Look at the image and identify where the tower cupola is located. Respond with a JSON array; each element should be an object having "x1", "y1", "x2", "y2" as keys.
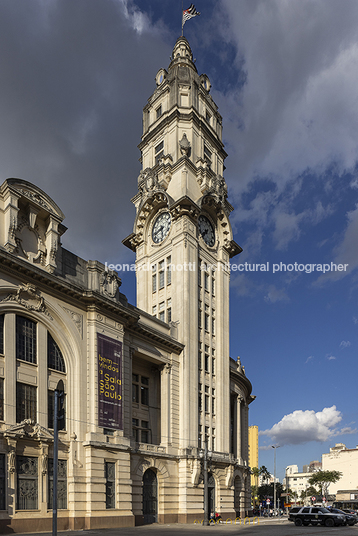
[{"x1": 168, "y1": 36, "x2": 197, "y2": 73}]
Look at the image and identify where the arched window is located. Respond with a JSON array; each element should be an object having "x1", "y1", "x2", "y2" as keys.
[{"x1": 47, "y1": 333, "x2": 66, "y2": 372}]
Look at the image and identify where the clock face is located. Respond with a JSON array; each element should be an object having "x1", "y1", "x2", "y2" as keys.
[
  {"x1": 152, "y1": 212, "x2": 171, "y2": 244},
  {"x1": 198, "y1": 215, "x2": 215, "y2": 247}
]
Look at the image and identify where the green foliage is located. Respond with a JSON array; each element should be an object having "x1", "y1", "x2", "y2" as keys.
[
  {"x1": 258, "y1": 482, "x2": 284, "y2": 502},
  {"x1": 308, "y1": 470, "x2": 342, "y2": 496}
]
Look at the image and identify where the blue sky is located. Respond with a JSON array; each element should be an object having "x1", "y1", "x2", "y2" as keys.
[{"x1": 0, "y1": 0, "x2": 357, "y2": 482}]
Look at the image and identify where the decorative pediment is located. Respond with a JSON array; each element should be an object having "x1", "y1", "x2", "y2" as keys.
[
  {"x1": 4, "y1": 419, "x2": 54, "y2": 442},
  {"x1": 0, "y1": 283, "x2": 53, "y2": 320},
  {"x1": 8, "y1": 178, "x2": 65, "y2": 220}
]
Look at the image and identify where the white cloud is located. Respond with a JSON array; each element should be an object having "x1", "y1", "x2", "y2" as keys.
[
  {"x1": 326, "y1": 354, "x2": 336, "y2": 361},
  {"x1": 264, "y1": 285, "x2": 289, "y2": 303},
  {"x1": 260, "y1": 406, "x2": 342, "y2": 445},
  {"x1": 339, "y1": 341, "x2": 351, "y2": 349},
  {"x1": 305, "y1": 356, "x2": 314, "y2": 364}
]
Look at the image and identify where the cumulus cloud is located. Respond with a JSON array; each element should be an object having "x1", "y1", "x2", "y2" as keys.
[{"x1": 260, "y1": 406, "x2": 342, "y2": 445}]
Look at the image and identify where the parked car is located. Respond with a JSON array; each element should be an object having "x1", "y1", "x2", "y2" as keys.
[
  {"x1": 288, "y1": 506, "x2": 345, "y2": 526},
  {"x1": 328, "y1": 507, "x2": 358, "y2": 526}
]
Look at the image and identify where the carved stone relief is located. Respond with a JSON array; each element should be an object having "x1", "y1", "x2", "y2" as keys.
[
  {"x1": 63, "y1": 307, "x2": 83, "y2": 337},
  {"x1": 0, "y1": 283, "x2": 53, "y2": 320}
]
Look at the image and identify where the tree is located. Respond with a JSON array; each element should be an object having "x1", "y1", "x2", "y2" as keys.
[
  {"x1": 259, "y1": 465, "x2": 272, "y2": 485},
  {"x1": 308, "y1": 470, "x2": 342, "y2": 497}
]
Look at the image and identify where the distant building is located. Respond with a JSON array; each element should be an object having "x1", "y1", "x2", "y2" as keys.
[
  {"x1": 322, "y1": 443, "x2": 358, "y2": 495},
  {"x1": 248, "y1": 425, "x2": 258, "y2": 488},
  {"x1": 283, "y1": 463, "x2": 320, "y2": 503}
]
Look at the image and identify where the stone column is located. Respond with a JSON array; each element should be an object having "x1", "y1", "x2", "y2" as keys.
[{"x1": 236, "y1": 395, "x2": 242, "y2": 464}]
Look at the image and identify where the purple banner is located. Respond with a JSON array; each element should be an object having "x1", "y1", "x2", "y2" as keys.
[{"x1": 97, "y1": 333, "x2": 122, "y2": 429}]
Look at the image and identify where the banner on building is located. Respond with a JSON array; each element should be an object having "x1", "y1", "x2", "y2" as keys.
[{"x1": 97, "y1": 333, "x2": 123, "y2": 429}]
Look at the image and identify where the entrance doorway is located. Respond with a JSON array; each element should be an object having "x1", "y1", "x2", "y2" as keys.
[{"x1": 143, "y1": 469, "x2": 157, "y2": 524}]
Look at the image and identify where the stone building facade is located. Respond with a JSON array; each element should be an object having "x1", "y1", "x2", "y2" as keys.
[{"x1": 0, "y1": 37, "x2": 253, "y2": 533}]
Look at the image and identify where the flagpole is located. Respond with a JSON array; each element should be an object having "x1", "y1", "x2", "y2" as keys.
[{"x1": 181, "y1": 0, "x2": 184, "y2": 36}]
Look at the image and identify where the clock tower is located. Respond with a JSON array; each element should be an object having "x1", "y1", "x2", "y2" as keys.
[{"x1": 124, "y1": 36, "x2": 252, "y2": 519}]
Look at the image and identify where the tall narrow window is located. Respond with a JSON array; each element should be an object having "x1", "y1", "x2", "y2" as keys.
[
  {"x1": 204, "y1": 313, "x2": 209, "y2": 332},
  {"x1": 204, "y1": 145, "x2": 212, "y2": 166},
  {"x1": 132, "y1": 418, "x2": 139, "y2": 441},
  {"x1": 48, "y1": 333, "x2": 65, "y2": 372},
  {"x1": 198, "y1": 259, "x2": 202, "y2": 286},
  {"x1": 155, "y1": 141, "x2": 164, "y2": 165},
  {"x1": 205, "y1": 346, "x2": 209, "y2": 373},
  {"x1": 141, "y1": 420, "x2": 150, "y2": 443},
  {"x1": 204, "y1": 272, "x2": 209, "y2": 291},
  {"x1": 48, "y1": 459, "x2": 67, "y2": 509},
  {"x1": 159, "y1": 261, "x2": 165, "y2": 289},
  {"x1": 16, "y1": 383, "x2": 36, "y2": 423},
  {"x1": 159, "y1": 301, "x2": 165, "y2": 322},
  {"x1": 167, "y1": 256, "x2": 172, "y2": 285},
  {"x1": 132, "y1": 374, "x2": 139, "y2": 403},
  {"x1": 205, "y1": 386, "x2": 209, "y2": 413},
  {"x1": 0, "y1": 314, "x2": 4, "y2": 354},
  {"x1": 141, "y1": 377, "x2": 149, "y2": 405},
  {"x1": 152, "y1": 264, "x2": 157, "y2": 292},
  {"x1": 0, "y1": 378, "x2": 3, "y2": 421},
  {"x1": 156, "y1": 105, "x2": 162, "y2": 119},
  {"x1": 167, "y1": 298, "x2": 172, "y2": 323},
  {"x1": 105, "y1": 462, "x2": 115, "y2": 509},
  {"x1": 17, "y1": 456, "x2": 38, "y2": 510},
  {"x1": 0, "y1": 454, "x2": 5, "y2": 510},
  {"x1": 16, "y1": 316, "x2": 37, "y2": 363}
]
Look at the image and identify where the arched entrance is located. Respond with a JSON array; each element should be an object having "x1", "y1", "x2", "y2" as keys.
[
  {"x1": 208, "y1": 473, "x2": 215, "y2": 514},
  {"x1": 143, "y1": 469, "x2": 157, "y2": 524}
]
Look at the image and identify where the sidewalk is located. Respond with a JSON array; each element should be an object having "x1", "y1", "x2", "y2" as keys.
[{"x1": 12, "y1": 517, "x2": 290, "y2": 536}]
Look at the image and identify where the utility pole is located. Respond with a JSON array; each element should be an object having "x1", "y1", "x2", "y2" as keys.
[
  {"x1": 52, "y1": 380, "x2": 64, "y2": 536},
  {"x1": 272, "y1": 445, "x2": 281, "y2": 515},
  {"x1": 203, "y1": 438, "x2": 209, "y2": 526}
]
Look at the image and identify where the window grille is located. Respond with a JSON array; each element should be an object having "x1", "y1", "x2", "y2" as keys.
[
  {"x1": 17, "y1": 456, "x2": 38, "y2": 510},
  {"x1": 48, "y1": 333, "x2": 65, "y2": 372},
  {"x1": 16, "y1": 383, "x2": 36, "y2": 423},
  {"x1": 105, "y1": 462, "x2": 115, "y2": 509},
  {"x1": 16, "y1": 316, "x2": 37, "y2": 363},
  {"x1": 48, "y1": 459, "x2": 67, "y2": 510}
]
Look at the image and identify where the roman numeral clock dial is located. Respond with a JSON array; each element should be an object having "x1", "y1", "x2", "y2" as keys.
[
  {"x1": 198, "y1": 215, "x2": 215, "y2": 247},
  {"x1": 152, "y1": 211, "x2": 171, "y2": 244}
]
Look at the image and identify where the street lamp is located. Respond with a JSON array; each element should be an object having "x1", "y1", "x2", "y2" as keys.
[{"x1": 272, "y1": 445, "x2": 281, "y2": 515}]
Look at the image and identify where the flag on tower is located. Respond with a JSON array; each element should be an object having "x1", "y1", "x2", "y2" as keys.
[{"x1": 182, "y1": 4, "x2": 200, "y2": 33}]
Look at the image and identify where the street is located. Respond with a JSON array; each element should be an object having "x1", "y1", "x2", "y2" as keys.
[{"x1": 15, "y1": 518, "x2": 358, "y2": 536}]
